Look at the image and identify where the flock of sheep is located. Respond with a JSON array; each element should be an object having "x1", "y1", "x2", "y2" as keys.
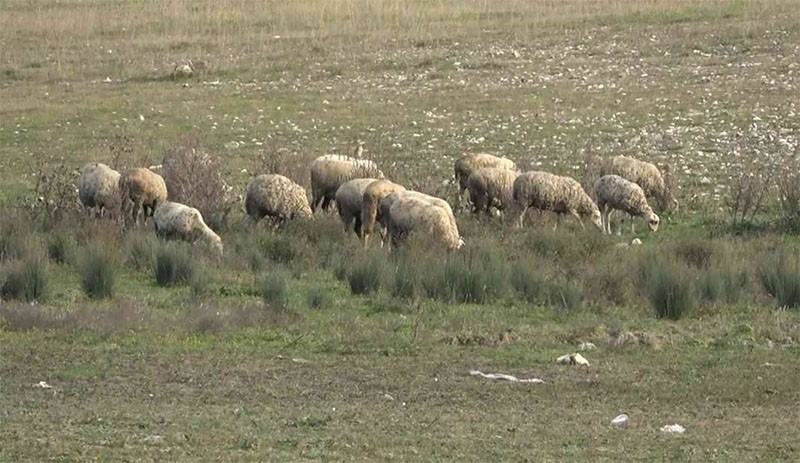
[{"x1": 77, "y1": 148, "x2": 678, "y2": 255}]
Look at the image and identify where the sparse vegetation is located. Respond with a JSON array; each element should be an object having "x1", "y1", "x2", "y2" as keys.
[
  {"x1": 2, "y1": 0, "x2": 800, "y2": 460},
  {"x1": 77, "y1": 244, "x2": 117, "y2": 299}
]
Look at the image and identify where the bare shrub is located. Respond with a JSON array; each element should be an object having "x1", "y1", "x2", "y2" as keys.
[
  {"x1": 579, "y1": 139, "x2": 600, "y2": 201},
  {"x1": 724, "y1": 151, "x2": 773, "y2": 228},
  {"x1": 24, "y1": 155, "x2": 80, "y2": 227},
  {"x1": 162, "y1": 137, "x2": 236, "y2": 230},
  {"x1": 258, "y1": 146, "x2": 311, "y2": 186},
  {"x1": 777, "y1": 156, "x2": 800, "y2": 231}
]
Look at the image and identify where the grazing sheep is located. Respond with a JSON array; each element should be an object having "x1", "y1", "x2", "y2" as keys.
[
  {"x1": 309, "y1": 150, "x2": 384, "y2": 212},
  {"x1": 594, "y1": 175, "x2": 659, "y2": 235},
  {"x1": 465, "y1": 167, "x2": 518, "y2": 218},
  {"x1": 334, "y1": 178, "x2": 381, "y2": 238},
  {"x1": 599, "y1": 155, "x2": 678, "y2": 212},
  {"x1": 454, "y1": 153, "x2": 517, "y2": 202},
  {"x1": 153, "y1": 201, "x2": 223, "y2": 255},
  {"x1": 387, "y1": 195, "x2": 463, "y2": 251},
  {"x1": 78, "y1": 162, "x2": 121, "y2": 218},
  {"x1": 245, "y1": 174, "x2": 313, "y2": 223},
  {"x1": 513, "y1": 171, "x2": 602, "y2": 230},
  {"x1": 119, "y1": 167, "x2": 168, "y2": 226},
  {"x1": 361, "y1": 180, "x2": 406, "y2": 247}
]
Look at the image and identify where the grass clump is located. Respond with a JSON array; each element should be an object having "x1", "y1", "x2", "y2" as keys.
[
  {"x1": 77, "y1": 244, "x2": 117, "y2": 299},
  {"x1": 153, "y1": 242, "x2": 195, "y2": 287},
  {"x1": 642, "y1": 258, "x2": 694, "y2": 320},
  {"x1": 46, "y1": 230, "x2": 74, "y2": 264},
  {"x1": 260, "y1": 272, "x2": 289, "y2": 309},
  {"x1": 1, "y1": 257, "x2": 49, "y2": 303},
  {"x1": 510, "y1": 260, "x2": 549, "y2": 305},
  {"x1": 759, "y1": 253, "x2": 800, "y2": 309},
  {"x1": 347, "y1": 252, "x2": 387, "y2": 295},
  {"x1": 125, "y1": 233, "x2": 157, "y2": 271},
  {"x1": 307, "y1": 285, "x2": 332, "y2": 309}
]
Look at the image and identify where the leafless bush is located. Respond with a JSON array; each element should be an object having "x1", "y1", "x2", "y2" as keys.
[
  {"x1": 24, "y1": 156, "x2": 80, "y2": 227},
  {"x1": 162, "y1": 137, "x2": 237, "y2": 230},
  {"x1": 0, "y1": 299, "x2": 145, "y2": 335},
  {"x1": 259, "y1": 146, "x2": 311, "y2": 186},
  {"x1": 724, "y1": 151, "x2": 773, "y2": 228},
  {"x1": 777, "y1": 156, "x2": 800, "y2": 231}
]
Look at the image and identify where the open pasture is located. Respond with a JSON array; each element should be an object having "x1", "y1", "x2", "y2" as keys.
[{"x1": 2, "y1": 0, "x2": 800, "y2": 460}]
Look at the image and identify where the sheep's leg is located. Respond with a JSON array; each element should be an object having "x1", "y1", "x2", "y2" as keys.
[
  {"x1": 517, "y1": 205, "x2": 528, "y2": 229},
  {"x1": 630, "y1": 213, "x2": 636, "y2": 234},
  {"x1": 570, "y1": 211, "x2": 585, "y2": 230},
  {"x1": 354, "y1": 216, "x2": 363, "y2": 239}
]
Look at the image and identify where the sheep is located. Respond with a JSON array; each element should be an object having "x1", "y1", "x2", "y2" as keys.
[
  {"x1": 118, "y1": 167, "x2": 168, "y2": 226},
  {"x1": 465, "y1": 167, "x2": 518, "y2": 218},
  {"x1": 594, "y1": 175, "x2": 659, "y2": 235},
  {"x1": 78, "y1": 162, "x2": 121, "y2": 218},
  {"x1": 245, "y1": 174, "x2": 313, "y2": 223},
  {"x1": 153, "y1": 201, "x2": 223, "y2": 255},
  {"x1": 360, "y1": 180, "x2": 406, "y2": 247},
  {"x1": 334, "y1": 178, "x2": 381, "y2": 238},
  {"x1": 454, "y1": 153, "x2": 517, "y2": 203},
  {"x1": 599, "y1": 155, "x2": 678, "y2": 212},
  {"x1": 512, "y1": 171, "x2": 602, "y2": 230},
  {"x1": 379, "y1": 190, "x2": 459, "y2": 247},
  {"x1": 386, "y1": 194, "x2": 463, "y2": 251},
  {"x1": 309, "y1": 150, "x2": 384, "y2": 212}
]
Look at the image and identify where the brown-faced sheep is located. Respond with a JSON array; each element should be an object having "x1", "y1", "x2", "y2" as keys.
[
  {"x1": 153, "y1": 202, "x2": 223, "y2": 255},
  {"x1": 309, "y1": 153, "x2": 384, "y2": 213},
  {"x1": 334, "y1": 178, "x2": 381, "y2": 238},
  {"x1": 594, "y1": 175, "x2": 659, "y2": 235},
  {"x1": 119, "y1": 167, "x2": 168, "y2": 226},
  {"x1": 454, "y1": 153, "x2": 517, "y2": 202},
  {"x1": 387, "y1": 195, "x2": 463, "y2": 251},
  {"x1": 78, "y1": 162, "x2": 121, "y2": 218},
  {"x1": 245, "y1": 174, "x2": 312, "y2": 223},
  {"x1": 465, "y1": 167, "x2": 518, "y2": 218},
  {"x1": 513, "y1": 171, "x2": 602, "y2": 230},
  {"x1": 361, "y1": 180, "x2": 407, "y2": 247},
  {"x1": 599, "y1": 155, "x2": 678, "y2": 212}
]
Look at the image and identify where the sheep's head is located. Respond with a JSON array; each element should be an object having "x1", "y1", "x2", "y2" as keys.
[
  {"x1": 589, "y1": 208, "x2": 603, "y2": 230},
  {"x1": 645, "y1": 210, "x2": 660, "y2": 232}
]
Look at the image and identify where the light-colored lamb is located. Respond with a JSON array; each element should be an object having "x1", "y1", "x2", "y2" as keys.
[
  {"x1": 334, "y1": 178, "x2": 381, "y2": 238},
  {"x1": 387, "y1": 195, "x2": 463, "y2": 251},
  {"x1": 360, "y1": 180, "x2": 407, "y2": 247},
  {"x1": 454, "y1": 153, "x2": 517, "y2": 202},
  {"x1": 513, "y1": 171, "x2": 602, "y2": 230},
  {"x1": 599, "y1": 155, "x2": 678, "y2": 212},
  {"x1": 245, "y1": 174, "x2": 313, "y2": 223},
  {"x1": 594, "y1": 175, "x2": 659, "y2": 235},
  {"x1": 153, "y1": 201, "x2": 223, "y2": 255},
  {"x1": 118, "y1": 167, "x2": 168, "y2": 226},
  {"x1": 78, "y1": 162, "x2": 121, "y2": 218},
  {"x1": 309, "y1": 150, "x2": 384, "y2": 212},
  {"x1": 465, "y1": 167, "x2": 518, "y2": 218}
]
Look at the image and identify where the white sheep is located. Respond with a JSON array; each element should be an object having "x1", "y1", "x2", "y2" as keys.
[
  {"x1": 599, "y1": 155, "x2": 678, "y2": 212},
  {"x1": 387, "y1": 194, "x2": 463, "y2": 251},
  {"x1": 360, "y1": 179, "x2": 407, "y2": 247},
  {"x1": 118, "y1": 167, "x2": 168, "y2": 226},
  {"x1": 454, "y1": 153, "x2": 517, "y2": 203},
  {"x1": 334, "y1": 178, "x2": 381, "y2": 238},
  {"x1": 309, "y1": 148, "x2": 384, "y2": 212},
  {"x1": 153, "y1": 201, "x2": 223, "y2": 255},
  {"x1": 78, "y1": 162, "x2": 121, "y2": 218},
  {"x1": 513, "y1": 171, "x2": 602, "y2": 230},
  {"x1": 595, "y1": 175, "x2": 659, "y2": 235},
  {"x1": 245, "y1": 174, "x2": 312, "y2": 223},
  {"x1": 465, "y1": 167, "x2": 518, "y2": 218}
]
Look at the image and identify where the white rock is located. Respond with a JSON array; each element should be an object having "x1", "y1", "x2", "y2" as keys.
[
  {"x1": 578, "y1": 342, "x2": 597, "y2": 351},
  {"x1": 34, "y1": 381, "x2": 52, "y2": 389},
  {"x1": 631, "y1": 238, "x2": 642, "y2": 246},
  {"x1": 556, "y1": 353, "x2": 590, "y2": 366},
  {"x1": 611, "y1": 414, "x2": 630, "y2": 427},
  {"x1": 660, "y1": 424, "x2": 686, "y2": 434}
]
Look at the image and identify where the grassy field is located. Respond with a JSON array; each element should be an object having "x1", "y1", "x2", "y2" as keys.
[{"x1": 2, "y1": 0, "x2": 800, "y2": 460}]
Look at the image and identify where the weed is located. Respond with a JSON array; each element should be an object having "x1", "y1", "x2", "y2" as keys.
[
  {"x1": 347, "y1": 252, "x2": 387, "y2": 295},
  {"x1": 260, "y1": 272, "x2": 290, "y2": 310},
  {"x1": 643, "y1": 259, "x2": 694, "y2": 320},
  {"x1": 759, "y1": 253, "x2": 800, "y2": 309},
  {"x1": 77, "y1": 244, "x2": 117, "y2": 299},
  {"x1": 1, "y1": 256, "x2": 49, "y2": 303},
  {"x1": 125, "y1": 233, "x2": 157, "y2": 271},
  {"x1": 153, "y1": 242, "x2": 195, "y2": 287},
  {"x1": 307, "y1": 285, "x2": 332, "y2": 310}
]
